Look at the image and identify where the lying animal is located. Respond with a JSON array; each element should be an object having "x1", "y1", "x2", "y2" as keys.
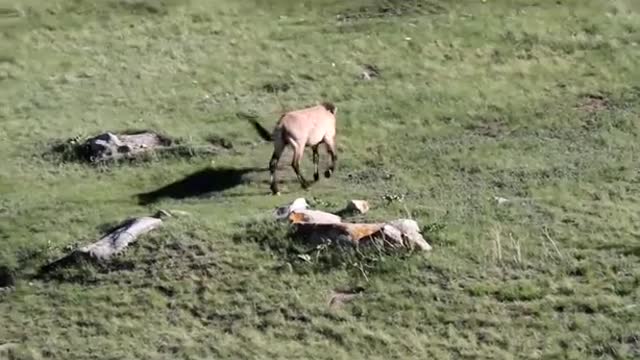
[{"x1": 248, "y1": 102, "x2": 338, "y2": 195}]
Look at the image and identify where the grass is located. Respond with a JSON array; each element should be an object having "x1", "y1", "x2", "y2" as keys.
[{"x1": 1, "y1": 0, "x2": 640, "y2": 358}]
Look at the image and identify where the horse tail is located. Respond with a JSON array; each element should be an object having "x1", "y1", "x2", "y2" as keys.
[{"x1": 247, "y1": 117, "x2": 274, "y2": 142}]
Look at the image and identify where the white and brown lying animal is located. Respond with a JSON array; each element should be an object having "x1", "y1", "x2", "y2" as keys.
[{"x1": 248, "y1": 102, "x2": 338, "y2": 195}]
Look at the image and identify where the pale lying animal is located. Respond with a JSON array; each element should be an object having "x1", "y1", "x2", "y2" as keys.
[{"x1": 248, "y1": 102, "x2": 338, "y2": 195}]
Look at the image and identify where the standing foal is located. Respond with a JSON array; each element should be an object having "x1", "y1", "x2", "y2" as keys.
[{"x1": 248, "y1": 102, "x2": 338, "y2": 195}]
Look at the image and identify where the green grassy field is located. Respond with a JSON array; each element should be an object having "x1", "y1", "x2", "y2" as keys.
[{"x1": 1, "y1": 0, "x2": 640, "y2": 358}]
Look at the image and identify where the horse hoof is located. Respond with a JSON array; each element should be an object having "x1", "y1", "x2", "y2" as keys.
[
  {"x1": 314, "y1": 173, "x2": 320, "y2": 182},
  {"x1": 324, "y1": 170, "x2": 332, "y2": 178}
]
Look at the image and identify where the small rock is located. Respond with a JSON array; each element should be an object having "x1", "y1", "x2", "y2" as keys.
[
  {"x1": 289, "y1": 198, "x2": 309, "y2": 212},
  {"x1": 154, "y1": 209, "x2": 172, "y2": 218},
  {"x1": 168, "y1": 210, "x2": 191, "y2": 217},
  {"x1": 386, "y1": 219, "x2": 432, "y2": 251},
  {"x1": 381, "y1": 224, "x2": 404, "y2": 247},
  {"x1": 493, "y1": 196, "x2": 509, "y2": 205},
  {"x1": 297, "y1": 254, "x2": 311, "y2": 262},
  {"x1": 346, "y1": 200, "x2": 370, "y2": 214}
]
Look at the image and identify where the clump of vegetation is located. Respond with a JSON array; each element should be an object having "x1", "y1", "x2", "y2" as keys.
[{"x1": 234, "y1": 217, "x2": 425, "y2": 280}]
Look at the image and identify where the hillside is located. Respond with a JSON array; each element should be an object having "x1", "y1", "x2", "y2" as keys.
[{"x1": 1, "y1": 0, "x2": 639, "y2": 359}]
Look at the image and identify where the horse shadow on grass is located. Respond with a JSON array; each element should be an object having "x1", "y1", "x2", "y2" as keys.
[{"x1": 136, "y1": 166, "x2": 266, "y2": 205}]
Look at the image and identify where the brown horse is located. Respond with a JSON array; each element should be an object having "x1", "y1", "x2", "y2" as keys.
[{"x1": 248, "y1": 102, "x2": 338, "y2": 195}]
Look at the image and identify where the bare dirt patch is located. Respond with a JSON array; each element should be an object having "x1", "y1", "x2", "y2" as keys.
[
  {"x1": 464, "y1": 118, "x2": 508, "y2": 138},
  {"x1": 337, "y1": 0, "x2": 446, "y2": 21},
  {"x1": 577, "y1": 93, "x2": 610, "y2": 113}
]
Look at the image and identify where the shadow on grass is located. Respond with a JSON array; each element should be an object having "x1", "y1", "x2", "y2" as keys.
[
  {"x1": 136, "y1": 166, "x2": 264, "y2": 204},
  {"x1": 35, "y1": 256, "x2": 137, "y2": 284}
]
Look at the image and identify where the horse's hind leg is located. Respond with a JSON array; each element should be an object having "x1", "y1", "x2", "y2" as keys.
[
  {"x1": 269, "y1": 140, "x2": 285, "y2": 195},
  {"x1": 289, "y1": 140, "x2": 310, "y2": 190},
  {"x1": 324, "y1": 136, "x2": 337, "y2": 178},
  {"x1": 312, "y1": 145, "x2": 320, "y2": 182}
]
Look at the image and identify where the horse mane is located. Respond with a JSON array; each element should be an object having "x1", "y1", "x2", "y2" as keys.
[{"x1": 320, "y1": 102, "x2": 337, "y2": 115}]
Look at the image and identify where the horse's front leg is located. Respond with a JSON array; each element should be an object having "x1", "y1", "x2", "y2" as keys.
[{"x1": 312, "y1": 145, "x2": 320, "y2": 182}]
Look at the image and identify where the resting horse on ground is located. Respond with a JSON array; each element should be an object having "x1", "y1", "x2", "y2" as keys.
[{"x1": 247, "y1": 102, "x2": 338, "y2": 195}]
